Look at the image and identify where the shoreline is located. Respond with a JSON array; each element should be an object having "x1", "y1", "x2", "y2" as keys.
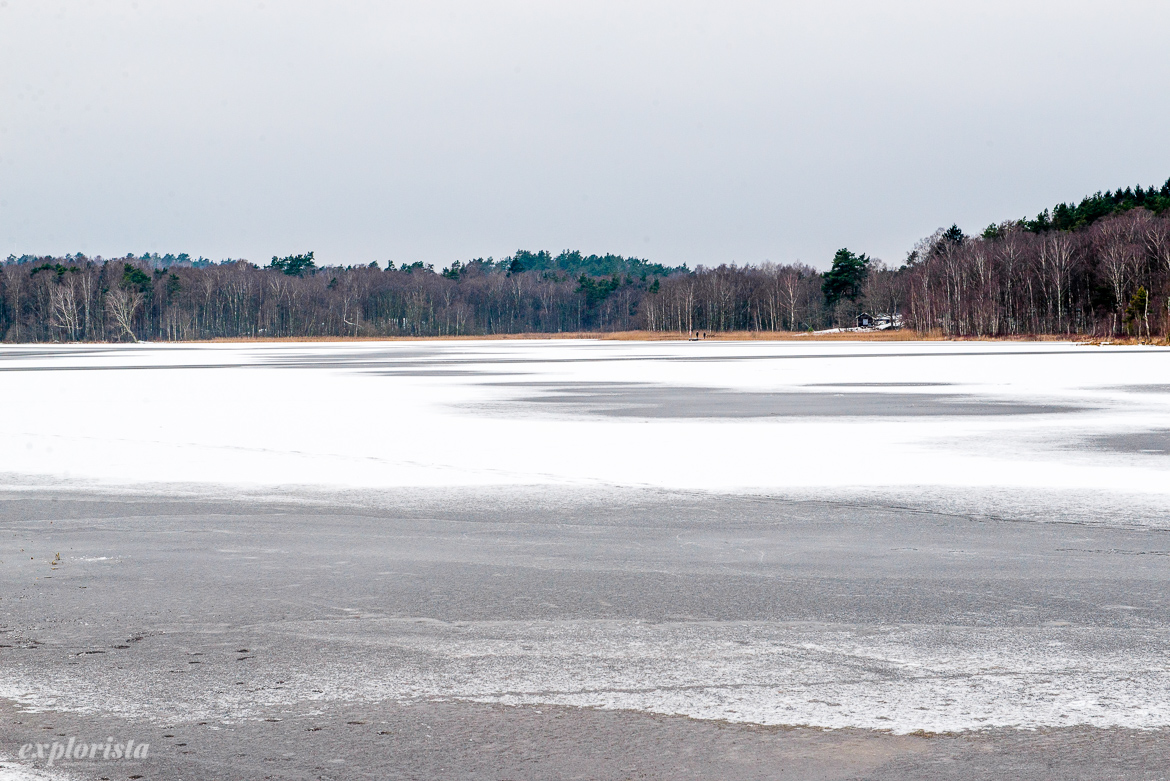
[{"x1": 3, "y1": 330, "x2": 1166, "y2": 345}]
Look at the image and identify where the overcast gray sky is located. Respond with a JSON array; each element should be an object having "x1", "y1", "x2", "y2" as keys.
[{"x1": 2, "y1": 1, "x2": 1169, "y2": 269}]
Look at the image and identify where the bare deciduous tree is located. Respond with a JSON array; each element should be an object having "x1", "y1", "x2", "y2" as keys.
[{"x1": 105, "y1": 289, "x2": 143, "y2": 342}]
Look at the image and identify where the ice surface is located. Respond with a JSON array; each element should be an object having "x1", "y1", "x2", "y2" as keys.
[
  {"x1": 2, "y1": 339, "x2": 1170, "y2": 741},
  {"x1": 0, "y1": 752, "x2": 72, "y2": 781},
  {"x1": 4, "y1": 619, "x2": 1169, "y2": 735}
]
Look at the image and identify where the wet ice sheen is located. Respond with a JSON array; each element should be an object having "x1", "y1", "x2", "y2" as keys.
[{"x1": 507, "y1": 382, "x2": 1082, "y2": 417}]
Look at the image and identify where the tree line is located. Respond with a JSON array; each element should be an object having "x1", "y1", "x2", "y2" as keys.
[{"x1": 3, "y1": 178, "x2": 1168, "y2": 341}]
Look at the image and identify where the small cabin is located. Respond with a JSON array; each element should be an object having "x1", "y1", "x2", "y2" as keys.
[{"x1": 856, "y1": 313, "x2": 874, "y2": 328}]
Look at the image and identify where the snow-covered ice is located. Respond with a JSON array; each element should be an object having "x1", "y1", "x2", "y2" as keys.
[{"x1": 1, "y1": 339, "x2": 1167, "y2": 498}]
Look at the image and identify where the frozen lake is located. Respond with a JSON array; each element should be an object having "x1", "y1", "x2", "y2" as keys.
[
  {"x1": 1, "y1": 339, "x2": 1168, "y2": 497},
  {"x1": 2, "y1": 339, "x2": 1169, "y2": 779}
]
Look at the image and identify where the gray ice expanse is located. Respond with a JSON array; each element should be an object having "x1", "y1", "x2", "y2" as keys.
[
  {"x1": 3, "y1": 486, "x2": 1170, "y2": 779},
  {"x1": 1, "y1": 340, "x2": 1169, "y2": 778}
]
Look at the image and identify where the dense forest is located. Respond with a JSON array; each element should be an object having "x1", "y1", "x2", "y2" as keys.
[{"x1": 3, "y1": 179, "x2": 1169, "y2": 341}]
